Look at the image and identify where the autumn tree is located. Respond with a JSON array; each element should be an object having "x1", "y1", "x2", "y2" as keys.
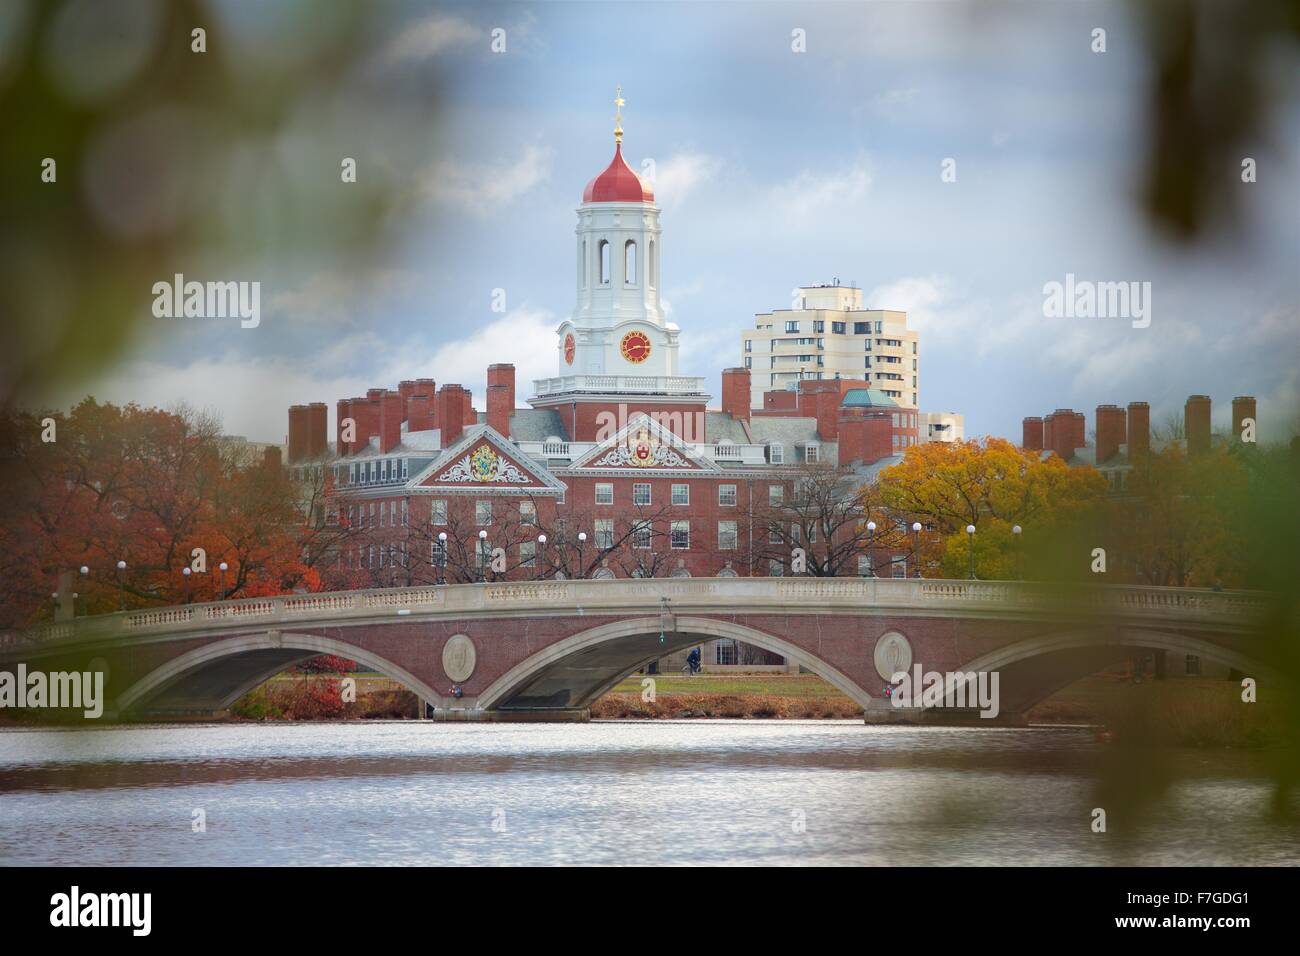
[{"x1": 877, "y1": 438, "x2": 1108, "y2": 580}]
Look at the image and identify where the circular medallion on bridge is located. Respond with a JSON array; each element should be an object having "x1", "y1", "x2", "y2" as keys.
[
  {"x1": 443, "y1": 634, "x2": 477, "y2": 683},
  {"x1": 563, "y1": 332, "x2": 576, "y2": 365},
  {"x1": 873, "y1": 632, "x2": 913, "y2": 682}
]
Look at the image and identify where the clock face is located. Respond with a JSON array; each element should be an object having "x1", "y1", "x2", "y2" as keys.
[
  {"x1": 563, "y1": 333, "x2": 576, "y2": 365},
  {"x1": 620, "y1": 330, "x2": 652, "y2": 364}
]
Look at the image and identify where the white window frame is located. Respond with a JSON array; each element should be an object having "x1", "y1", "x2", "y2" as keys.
[{"x1": 671, "y1": 483, "x2": 689, "y2": 506}]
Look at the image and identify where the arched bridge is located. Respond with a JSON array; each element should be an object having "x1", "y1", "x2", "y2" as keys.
[{"x1": 0, "y1": 579, "x2": 1279, "y2": 724}]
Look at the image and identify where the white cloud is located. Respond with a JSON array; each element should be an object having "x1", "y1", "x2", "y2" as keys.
[
  {"x1": 769, "y1": 156, "x2": 872, "y2": 222},
  {"x1": 420, "y1": 144, "x2": 554, "y2": 213},
  {"x1": 648, "y1": 152, "x2": 723, "y2": 207},
  {"x1": 384, "y1": 14, "x2": 482, "y2": 64},
  {"x1": 268, "y1": 269, "x2": 420, "y2": 326}
]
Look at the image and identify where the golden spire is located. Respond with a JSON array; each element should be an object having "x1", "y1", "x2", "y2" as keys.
[{"x1": 614, "y1": 84, "x2": 624, "y2": 145}]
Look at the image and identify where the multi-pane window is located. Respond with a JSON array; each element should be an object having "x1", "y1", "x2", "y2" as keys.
[
  {"x1": 520, "y1": 541, "x2": 537, "y2": 568},
  {"x1": 519, "y1": 501, "x2": 536, "y2": 526},
  {"x1": 595, "y1": 518, "x2": 614, "y2": 549},
  {"x1": 671, "y1": 483, "x2": 689, "y2": 506},
  {"x1": 716, "y1": 641, "x2": 737, "y2": 665},
  {"x1": 768, "y1": 523, "x2": 783, "y2": 544},
  {"x1": 805, "y1": 444, "x2": 819, "y2": 463},
  {"x1": 670, "y1": 520, "x2": 690, "y2": 549},
  {"x1": 390, "y1": 501, "x2": 397, "y2": 526},
  {"x1": 785, "y1": 320, "x2": 800, "y2": 333},
  {"x1": 595, "y1": 483, "x2": 614, "y2": 505},
  {"x1": 430, "y1": 499, "x2": 447, "y2": 525},
  {"x1": 718, "y1": 520, "x2": 737, "y2": 550},
  {"x1": 719, "y1": 484, "x2": 737, "y2": 507},
  {"x1": 633, "y1": 483, "x2": 651, "y2": 506},
  {"x1": 632, "y1": 521, "x2": 652, "y2": 549},
  {"x1": 476, "y1": 500, "x2": 492, "y2": 525},
  {"x1": 858, "y1": 555, "x2": 872, "y2": 576},
  {"x1": 769, "y1": 485, "x2": 784, "y2": 506},
  {"x1": 768, "y1": 558, "x2": 784, "y2": 577},
  {"x1": 892, "y1": 559, "x2": 907, "y2": 578},
  {"x1": 768, "y1": 443, "x2": 784, "y2": 464},
  {"x1": 432, "y1": 539, "x2": 447, "y2": 567},
  {"x1": 401, "y1": 500, "x2": 408, "y2": 527}
]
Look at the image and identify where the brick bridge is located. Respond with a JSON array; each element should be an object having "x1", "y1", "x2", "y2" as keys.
[{"x1": 0, "y1": 579, "x2": 1277, "y2": 724}]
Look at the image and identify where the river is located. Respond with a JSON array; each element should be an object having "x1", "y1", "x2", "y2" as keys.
[{"x1": 0, "y1": 721, "x2": 1295, "y2": 866}]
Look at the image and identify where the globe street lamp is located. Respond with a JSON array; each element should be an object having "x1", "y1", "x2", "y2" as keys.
[
  {"x1": 577, "y1": 531, "x2": 587, "y2": 579},
  {"x1": 116, "y1": 560, "x2": 127, "y2": 611},
  {"x1": 537, "y1": 534, "x2": 547, "y2": 580},
  {"x1": 966, "y1": 524, "x2": 976, "y2": 580},
  {"x1": 218, "y1": 561, "x2": 228, "y2": 600},
  {"x1": 182, "y1": 566, "x2": 192, "y2": 604},
  {"x1": 910, "y1": 522, "x2": 922, "y2": 578},
  {"x1": 78, "y1": 565, "x2": 89, "y2": 616},
  {"x1": 866, "y1": 520, "x2": 877, "y2": 577},
  {"x1": 478, "y1": 529, "x2": 488, "y2": 583},
  {"x1": 1012, "y1": 525, "x2": 1022, "y2": 581},
  {"x1": 437, "y1": 531, "x2": 448, "y2": 585}
]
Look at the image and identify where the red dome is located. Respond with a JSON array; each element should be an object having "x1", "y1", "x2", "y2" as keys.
[{"x1": 582, "y1": 143, "x2": 654, "y2": 203}]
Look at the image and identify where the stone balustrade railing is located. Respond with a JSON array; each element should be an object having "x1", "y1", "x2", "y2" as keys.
[{"x1": 0, "y1": 578, "x2": 1272, "y2": 652}]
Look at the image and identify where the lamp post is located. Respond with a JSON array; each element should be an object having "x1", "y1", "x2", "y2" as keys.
[
  {"x1": 116, "y1": 560, "x2": 127, "y2": 611},
  {"x1": 218, "y1": 561, "x2": 228, "y2": 600},
  {"x1": 536, "y1": 534, "x2": 547, "y2": 580},
  {"x1": 577, "y1": 531, "x2": 587, "y2": 579},
  {"x1": 966, "y1": 524, "x2": 976, "y2": 580},
  {"x1": 437, "y1": 531, "x2": 448, "y2": 585},
  {"x1": 478, "y1": 529, "x2": 488, "y2": 583},
  {"x1": 1012, "y1": 525, "x2": 1022, "y2": 581},
  {"x1": 78, "y1": 565, "x2": 89, "y2": 616},
  {"x1": 910, "y1": 522, "x2": 922, "y2": 578},
  {"x1": 182, "y1": 566, "x2": 192, "y2": 604},
  {"x1": 866, "y1": 520, "x2": 877, "y2": 577}
]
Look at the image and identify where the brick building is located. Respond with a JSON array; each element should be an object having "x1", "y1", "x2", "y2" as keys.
[{"x1": 284, "y1": 108, "x2": 920, "y2": 665}]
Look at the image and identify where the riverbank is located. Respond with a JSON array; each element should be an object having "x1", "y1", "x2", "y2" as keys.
[{"x1": 218, "y1": 671, "x2": 1286, "y2": 749}]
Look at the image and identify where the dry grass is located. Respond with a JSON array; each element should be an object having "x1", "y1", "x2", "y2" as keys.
[{"x1": 592, "y1": 692, "x2": 863, "y2": 719}]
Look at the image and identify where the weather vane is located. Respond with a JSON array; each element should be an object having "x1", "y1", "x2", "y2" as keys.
[{"x1": 614, "y1": 84, "x2": 624, "y2": 144}]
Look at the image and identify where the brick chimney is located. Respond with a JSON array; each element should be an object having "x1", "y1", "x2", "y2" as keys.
[
  {"x1": 463, "y1": 389, "x2": 478, "y2": 427},
  {"x1": 1095, "y1": 404, "x2": 1126, "y2": 465},
  {"x1": 379, "y1": 390, "x2": 404, "y2": 453},
  {"x1": 487, "y1": 364, "x2": 515, "y2": 411},
  {"x1": 1022, "y1": 416, "x2": 1044, "y2": 452},
  {"x1": 263, "y1": 445, "x2": 282, "y2": 469},
  {"x1": 1071, "y1": 411, "x2": 1086, "y2": 453},
  {"x1": 437, "y1": 385, "x2": 466, "y2": 447},
  {"x1": 721, "y1": 367, "x2": 751, "y2": 423},
  {"x1": 307, "y1": 403, "x2": 328, "y2": 459},
  {"x1": 353, "y1": 392, "x2": 382, "y2": 452},
  {"x1": 287, "y1": 405, "x2": 308, "y2": 463},
  {"x1": 336, "y1": 399, "x2": 352, "y2": 455},
  {"x1": 798, "y1": 380, "x2": 842, "y2": 441},
  {"x1": 838, "y1": 410, "x2": 893, "y2": 465},
  {"x1": 414, "y1": 379, "x2": 437, "y2": 426},
  {"x1": 407, "y1": 393, "x2": 435, "y2": 432},
  {"x1": 398, "y1": 380, "x2": 417, "y2": 408},
  {"x1": 1185, "y1": 395, "x2": 1211, "y2": 456},
  {"x1": 1044, "y1": 409, "x2": 1079, "y2": 461},
  {"x1": 487, "y1": 384, "x2": 512, "y2": 436},
  {"x1": 1127, "y1": 401, "x2": 1150, "y2": 459},
  {"x1": 1232, "y1": 396, "x2": 1256, "y2": 442}
]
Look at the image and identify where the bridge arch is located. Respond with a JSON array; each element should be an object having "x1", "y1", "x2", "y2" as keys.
[
  {"x1": 114, "y1": 631, "x2": 443, "y2": 717},
  {"x1": 926, "y1": 626, "x2": 1273, "y2": 716},
  {"x1": 477, "y1": 615, "x2": 872, "y2": 712}
]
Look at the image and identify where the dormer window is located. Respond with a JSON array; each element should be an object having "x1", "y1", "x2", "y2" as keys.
[{"x1": 767, "y1": 442, "x2": 784, "y2": 465}]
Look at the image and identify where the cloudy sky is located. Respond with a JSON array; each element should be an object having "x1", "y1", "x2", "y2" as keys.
[{"x1": 56, "y1": 0, "x2": 1300, "y2": 444}]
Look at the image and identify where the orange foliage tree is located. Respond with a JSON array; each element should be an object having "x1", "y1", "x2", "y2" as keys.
[
  {"x1": 876, "y1": 438, "x2": 1109, "y2": 579},
  {"x1": 0, "y1": 399, "x2": 331, "y2": 628}
]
